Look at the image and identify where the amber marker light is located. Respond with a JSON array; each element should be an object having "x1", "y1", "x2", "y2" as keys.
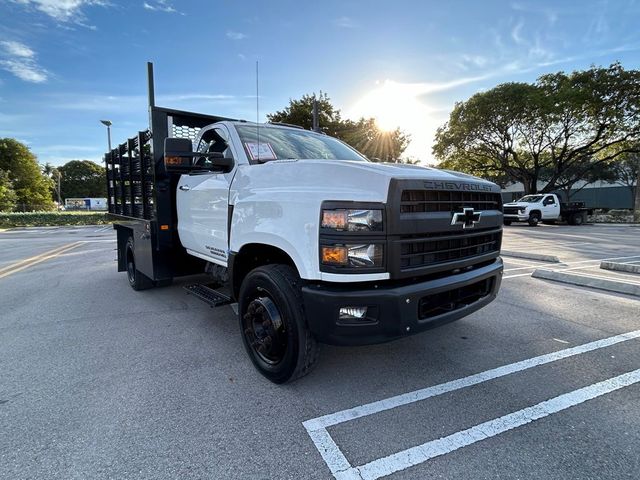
[
  {"x1": 321, "y1": 246, "x2": 348, "y2": 265},
  {"x1": 165, "y1": 156, "x2": 184, "y2": 166}
]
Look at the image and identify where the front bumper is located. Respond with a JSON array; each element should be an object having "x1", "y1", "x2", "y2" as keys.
[
  {"x1": 504, "y1": 214, "x2": 529, "y2": 221},
  {"x1": 302, "y1": 258, "x2": 503, "y2": 346}
]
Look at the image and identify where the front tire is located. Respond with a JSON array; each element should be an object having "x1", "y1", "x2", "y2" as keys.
[
  {"x1": 238, "y1": 264, "x2": 319, "y2": 383},
  {"x1": 503, "y1": 220, "x2": 512, "y2": 226},
  {"x1": 528, "y1": 212, "x2": 541, "y2": 227}
]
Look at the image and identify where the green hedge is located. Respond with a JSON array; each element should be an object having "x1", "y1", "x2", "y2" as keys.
[{"x1": 0, "y1": 211, "x2": 112, "y2": 228}]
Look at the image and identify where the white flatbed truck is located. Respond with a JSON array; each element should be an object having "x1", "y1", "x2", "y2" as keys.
[{"x1": 106, "y1": 64, "x2": 504, "y2": 382}]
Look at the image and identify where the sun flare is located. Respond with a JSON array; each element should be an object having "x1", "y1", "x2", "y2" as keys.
[{"x1": 350, "y1": 80, "x2": 428, "y2": 133}]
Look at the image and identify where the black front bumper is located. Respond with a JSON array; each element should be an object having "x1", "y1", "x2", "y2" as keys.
[{"x1": 302, "y1": 258, "x2": 503, "y2": 346}]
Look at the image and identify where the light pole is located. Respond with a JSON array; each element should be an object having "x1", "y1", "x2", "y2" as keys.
[
  {"x1": 55, "y1": 169, "x2": 62, "y2": 206},
  {"x1": 100, "y1": 119, "x2": 112, "y2": 153}
]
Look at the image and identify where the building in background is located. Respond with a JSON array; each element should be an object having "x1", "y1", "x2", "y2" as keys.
[{"x1": 64, "y1": 198, "x2": 108, "y2": 211}]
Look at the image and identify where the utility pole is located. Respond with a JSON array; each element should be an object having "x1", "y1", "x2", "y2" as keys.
[
  {"x1": 56, "y1": 170, "x2": 62, "y2": 206},
  {"x1": 312, "y1": 95, "x2": 319, "y2": 132},
  {"x1": 634, "y1": 157, "x2": 640, "y2": 222}
]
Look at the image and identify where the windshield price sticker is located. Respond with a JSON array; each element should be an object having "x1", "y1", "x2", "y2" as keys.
[{"x1": 245, "y1": 142, "x2": 277, "y2": 161}]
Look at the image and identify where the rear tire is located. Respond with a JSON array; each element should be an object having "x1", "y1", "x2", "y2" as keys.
[
  {"x1": 126, "y1": 237, "x2": 154, "y2": 291},
  {"x1": 238, "y1": 264, "x2": 319, "y2": 384},
  {"x1": 569, "y1": 212, "x2": 584, "y2": 225},
  {"x1": 528, "y1": 212, "x2": 540, "y2": 227},
  {"x1": 503, "y1": 220, "x2": 512, "y2": 226}
]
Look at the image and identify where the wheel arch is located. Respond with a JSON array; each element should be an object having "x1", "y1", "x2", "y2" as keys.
[
  {"x1": 115, "y1": 225, "x2": 133, "y2": 272},
  {"x1": 229, "y1": 243, "x2": 300, "y2": 299}
]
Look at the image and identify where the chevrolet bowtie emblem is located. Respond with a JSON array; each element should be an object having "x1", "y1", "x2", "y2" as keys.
[{"x1": 451, "y1": 207, "x2": 481, "y2": 229}]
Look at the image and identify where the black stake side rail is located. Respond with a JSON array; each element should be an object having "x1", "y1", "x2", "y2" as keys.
[
  {"x1": 105, "y1": 106, "x2": 236, "y2": 256},
  {"x1": 105, "y1": 130, "x2": 153, "y2": 219}
]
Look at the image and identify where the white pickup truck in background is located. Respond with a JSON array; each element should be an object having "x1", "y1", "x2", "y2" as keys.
[{"x1": 503, "y1": 193, "x2": 593, "y2": 226}]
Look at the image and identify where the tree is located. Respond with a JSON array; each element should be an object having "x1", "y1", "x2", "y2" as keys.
[
  {"x1": 433, "y1": 63, "x2": 640, "y2": 194},
  {"x1": 267, "y1": 93, "x2": 411, "y2": 162},
  {"x1": 0, "y1": 138, "x2": 55, "y2": 211},
  {"x1": 610, "y1": 152, "x2": 640, "y2": 215},
  {"x1": 268, "y1": 92, "x2": 345, "y2": 135},
  {"x1": 41, "y1": 162, "x2": 62, "y2": 204},
  {"x1": 551, "y1": 160, "x2": 617, "y2": 202},
  {"x1": 0, "y1": 169, "x2": 17, "y2": 212},
  {"x1": 58, "y1": 160, "x2": 107, "y2": 200},
  {"x1": 342, "y1": 118, "x2": 411, "y2": 163}
]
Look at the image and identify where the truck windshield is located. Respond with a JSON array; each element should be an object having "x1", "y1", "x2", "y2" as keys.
[
  {"x1": 235, "y1": 125, "x2": 367, "y2": 163},
  {"x1": 517, "y1": 195, "x2": 544, "y2": 203}
]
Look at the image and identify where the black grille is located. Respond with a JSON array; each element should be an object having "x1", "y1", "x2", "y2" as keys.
[
  {"x1": 401, "y1": 190, "x2": 502, "y2": 213},
  {"x1": 503, "y1": 206, "x2": 519, "y2": 215},
  {"x1": 400, "y1": 229, "x2": 501, "y2": 270},
  {"x1": 418, "y1": 278, "x2": 493, "y2": 320}
]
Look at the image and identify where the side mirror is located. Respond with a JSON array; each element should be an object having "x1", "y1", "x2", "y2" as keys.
[
  {"x1": 164, "y1": 137, "x2": 193, "y2": 156},
  {"x1": 164, "y1": 138, "x2": 233, "y2": 173}
]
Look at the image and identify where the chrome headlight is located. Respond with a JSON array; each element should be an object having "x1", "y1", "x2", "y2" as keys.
[{"x1": 321, "y1": 209, "x2": 383, "y2": 232}]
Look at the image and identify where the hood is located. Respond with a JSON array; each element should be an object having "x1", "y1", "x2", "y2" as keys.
[
  {"x1": 233, "y1": 159, "x2": 501, "y2": 205},
  {"x1": 267, "y1": 159, "x2": 498, "y2": 186}
]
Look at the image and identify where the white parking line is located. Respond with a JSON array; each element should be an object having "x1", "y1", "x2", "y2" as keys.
[
  {"x1": 303, "y1": 329, "x2": 640, "y2": 479},
  {"x1": 341, "y1": 369, "x2": 640, "y2": 480},
  {"x1": 503, "y1": 254, "x2": 640, "y2": 279}
]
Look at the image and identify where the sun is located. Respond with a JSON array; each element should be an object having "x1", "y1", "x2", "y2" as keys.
[{"x1": 350, "y1": 80, "x2": 427, "y2": 133}]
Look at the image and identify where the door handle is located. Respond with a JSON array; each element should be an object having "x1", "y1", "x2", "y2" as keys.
[{"x1": 179, "y1": 185, "x2": 190, "y2": 191}]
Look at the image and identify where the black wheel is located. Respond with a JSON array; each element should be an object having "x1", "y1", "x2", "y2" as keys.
[
  {"x1": 238, "y1": 264, "x2": 319, "y2": 384},
  {"x1": 125, "y1": 237, "x2": 154, "y2": 291},
  {"x1": 528, "y1": 212, "x2": 540, "y2": 227},
  {"x1": 503, "y1": 220, "x2": 512, "y2": 226},
  {"x1": 571, "y1": 212, "x2": 584, "y2": 225}
]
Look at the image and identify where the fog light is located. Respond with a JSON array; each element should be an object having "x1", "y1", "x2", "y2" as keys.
[{"x1": 339, "y1": 306, "x2": 368, "y2": 320}]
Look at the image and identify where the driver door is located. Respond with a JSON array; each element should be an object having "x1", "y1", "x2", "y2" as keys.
[
  {"x1": 177, "y1": 126, "x2": 235, "y2": 266},
  {"x1": 542, "y1": 195, "x2": 558, "y2": 218}
]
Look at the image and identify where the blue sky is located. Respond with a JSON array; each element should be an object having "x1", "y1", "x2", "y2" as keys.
[{"x1": 1, "y1": 0, "x2": 639, "y2": 166}]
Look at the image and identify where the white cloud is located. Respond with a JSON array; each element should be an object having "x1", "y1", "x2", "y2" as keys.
[
  {"x1": 511, "y1": 20, "x2": 525, "y2": 45},
  {"x1": 49, "y1": 92, "x2": 236, "y2": 111},
  {"x1": 12, "y1": 0, "x2": 109, "y2": 23},
  {"x1": 461, "y1": 54, "x2": 488, "y2": 68},
  {"x1": 0, "y1": 40, "x2": 48, "y2": 83},
  {"x1": 0, "y1": 40, "x2": 35, "y2": 58},
  {"x1": 143, "y1": 0, "x2": 181, "y2": 14},
  {"x1": 0, "y1": 59, "x2": 48, "y2": 83},
  {"x1": 226, "y1": 30, "x2": 247, "y2": 40},
  {"x1": 333, "y1": 16, "x2": 357, "y2": 28}
]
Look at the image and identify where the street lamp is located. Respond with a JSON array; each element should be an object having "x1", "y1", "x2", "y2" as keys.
[{"x1": 100, "y1": 119, "x2": 112, "y2": 153}]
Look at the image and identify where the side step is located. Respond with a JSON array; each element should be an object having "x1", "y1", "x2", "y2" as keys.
[{"x1": 184, "y1": 283, "x2": 233, "y2": 307}]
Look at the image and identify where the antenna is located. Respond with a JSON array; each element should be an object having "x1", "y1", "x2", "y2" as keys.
[{"x1": 256, "y1": 60, "x2": 260, "y2": 162}]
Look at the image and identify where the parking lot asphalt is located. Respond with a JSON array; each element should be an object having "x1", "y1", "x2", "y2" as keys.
[{"x1": 1, "y1": 224, "x2": 639, "y2": 479}]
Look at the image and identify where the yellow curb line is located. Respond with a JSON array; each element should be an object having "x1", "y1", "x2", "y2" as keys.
[{"x1": 0, "y1": 242, "x2": 83, "y2": 279}]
